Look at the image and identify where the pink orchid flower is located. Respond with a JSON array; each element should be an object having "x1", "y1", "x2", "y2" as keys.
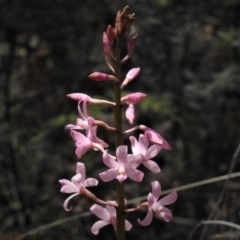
[
  {"x1": 123, "y1": 125, "x2": 171, "y2": 150},
  {"x1": 66, "y1": 101, "x2": 108, "y2": 149},
  {"x1": 129, "y1": 134, "x2": 161, "y2": 173},
  {"x1": 99, "y1": 146, "x2": 144, "y2": 183},
  {"x1": 59, "y1": 162, "x2": 98, "y2": 211},
  {"x1": 138, "y1": 181, "x2": 177, "y2": 226},
  {"x1": 70, "y1": 130, "x2": 104, "y2": 158},
  {"x1": 90, "y1": 202, "x2": 132, "y2": 235}
]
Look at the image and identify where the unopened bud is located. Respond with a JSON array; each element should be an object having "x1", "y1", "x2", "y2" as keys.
[
  {"x1": 125, "y1": 104, "x2": 135, "y2": 124},
  {"x1": 106, "y1": 25, "x2": 115, "y2": 47},
  {"x1": 115, "y1": 6, "x2": 135, "y2": 38},
  {"x1": 121, "y1": 68, "x2": 140, "y2": 89},
  {"x1": 89, "y1": 72, "x2": 118, "y2": 82},
  {"x1": 102, "y1": 32, "x2": 109, "y2": 54},
  {"x1": 121, "y1": 92, "x2": 146, "y2": 104},
  {"x1": 127, "y1": 34, "x2": 138, "y2": 54},
  {"x1": 139, "y1": 125, "x2": 171, "y2": 150}
]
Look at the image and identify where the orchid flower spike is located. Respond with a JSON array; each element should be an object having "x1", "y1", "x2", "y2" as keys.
[
  {"x1": 90, "y1": 202, "x2": 132, "y2": 235},
  {"x1": 138, "y1": 181, "x2": 177, "y2": 226},
  {"x1": 59, "y1": 162, "x2": 98, "y2": 211},
  {"x1": 99, "y1": 146, "x2": 144, "y2": 183},
  {"x1": 130, "y1": 134, "x2": 161, "y2": 173},
  {"x1": 121, "y1": 67, "x2": 140, "y2": 89}
]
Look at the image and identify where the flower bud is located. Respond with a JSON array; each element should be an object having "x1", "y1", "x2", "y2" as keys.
[
  {"x1": 121, "y1": 68, "x2": 140, "y2": 89},
  {"x1": 127, "y1": 34, "x2": 138, "y2": 54},
  {"x1": 89, "y1": 72, "x2": 118, "y2": 82},
  {"x1": 139, "y1": 125, "x2": 171, "y2": 150},
  {"x1": 106, "y1": 25, "x2": 115, "y2": 47},
  {"x1": 102, "y1": 32, "x2": 109, "y2": 54},
  {"x1": 125, "y1": 104, "x2": 135, "y2": 124},
  {"x1": 121, "y1": 92, "x2": 146, "y2": 104}
]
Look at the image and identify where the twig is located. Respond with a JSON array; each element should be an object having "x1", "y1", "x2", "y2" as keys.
[
  {"x1": 16, "y1": 170, "x2": 240, "y2": 239},
  {"x1": 188, "y1": 220, "x2": 240, "y2": 240},
  {"x1": 199, "y1": 142, "x2": 240, "y2": 240},
  {"x1": 15, "y1": 211, "x2": 92, "y2": 240}
]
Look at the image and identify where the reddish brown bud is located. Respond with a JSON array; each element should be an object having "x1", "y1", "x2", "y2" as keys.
[{"x1": 114, "y1": 6, "x2": 135, "y2": 38}]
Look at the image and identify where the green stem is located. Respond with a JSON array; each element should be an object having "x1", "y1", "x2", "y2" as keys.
[{"x1": 113, "y1": 38, "x2": 125, "y2": 240}]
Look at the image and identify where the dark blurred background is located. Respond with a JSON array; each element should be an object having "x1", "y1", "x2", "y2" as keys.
[{"x1": 1, "y1": 0, "x2": 240, "y2": 239}]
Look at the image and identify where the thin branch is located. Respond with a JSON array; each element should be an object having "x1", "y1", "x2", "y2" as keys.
[
  {"x1": 127, "y1": 171, "x2": 240, "y2": 205},
  {"x1": 16, "y1": 170, "x2": 240, "y2": 239},
  {"x1": 199, "y1": 142, "x2": 240, "y2": 240},
  {"x1": 15, "y1": 211, "x2": 92, "y2": 240},
  {"x1": 188, "y1": 220, "x2": 240, "y2": 240}
]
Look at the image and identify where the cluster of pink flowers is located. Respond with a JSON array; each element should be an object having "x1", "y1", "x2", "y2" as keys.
[{"x1": 59, "y1": 6, "x2": 177, "y2": 236}]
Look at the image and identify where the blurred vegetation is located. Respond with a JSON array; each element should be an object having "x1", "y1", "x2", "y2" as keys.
[{"x1": 0, "y1": 0, "x2": 240, "y2": 239}]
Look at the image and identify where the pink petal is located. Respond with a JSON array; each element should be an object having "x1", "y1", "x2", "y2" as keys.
[
  {"x1": 63, "y1": 192, "x2": 80, "y2": 211},
  {"x1": 129, "y1": 136, "x2": 139, "y2": 155},
  {"x1": 102, "y1": 151, "x2": 119, "y2": 168},
  {"x1": 142, "y1": 160, "x2": 160, "y2": 173},
  {"x1": 145, "y1": 145, "x2": 161, "y2": 159},
  {"x1": 158, "y1": 207, "x2": 173, "y2": 222},
  {"x1": 159, "y1": 190, "x2": 178, "y2": 206},
  {"x1": 138, "y1": 134, "x2": 149, "y2": 150},
  {"x1": 71, "y1": 174, "x2": 83, "y2": 188},
  {"x1": 91, "y1": 220, "x2": 110, "y2": 235},
  {"x1": 90, "y1": 204, "x2": 110, "y2": 221},
  {"x1": 59, "y1": 179, "x2": 79, "y2": 193},
  {"x1": 99, "y1": 169, "x2": 119, "y2": 182},
  {"x1": 71, "y1": 130, "x2": 90, "y2": 144},
  {"x1": 76, "y1": 162, "x2": 85, "y2": 180},
  {"x1": 87, "y1": 126, "x2": 109, "y2": 148},
  {"x1": 151, "y1": 181, "x2": 161, "y2": 200},
  {"x1": 128, "y1": 154, "x2": 143, "y2": 168},
  {"x1": 144, "y1": 128, "x2": 171, "y2": 150},
  {"x1": 138, "y1": 209, "x2": 153, "y2": 226},
  {"x1": 65, "y1": 124, "x2": 82, "y2": 130},
  {"x1": 116, "y1": 145, "x2": 128, "y2": 164},
  {"x1": 147, "y1": 193, "x2": 155, "y2": 207},
  {"x1": 125, "y1": 166, "x2": 144, "y2": 182},
  {"x1": 129, "y1": 135, "x2": 147, "y2": 156},
  {"x1": 84, "y1": 178, "x2": 98, "y2": 187},
  {"x1": 125, "y1": 219, "x2": 132, "y2": 231},
  {"x1": 106, "y1": 205, "x2": 116, "y2": 218},
  {"x1": 77, "y1": 102, "x2": 87, "y2": 120},
  {"x1": 116, "y1": 174, "x2": 127, "y2": 183},
  {"x1": 125, "y1": 104, "x2": 135, "y2": 124},
  {"x1": 75, "y1": 144, "x2": 92, "y2": 159}
]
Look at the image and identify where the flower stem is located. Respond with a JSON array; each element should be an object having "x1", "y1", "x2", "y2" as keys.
[{"x1": 114, "y1": 38, "x2": 125, "y2": 240}]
